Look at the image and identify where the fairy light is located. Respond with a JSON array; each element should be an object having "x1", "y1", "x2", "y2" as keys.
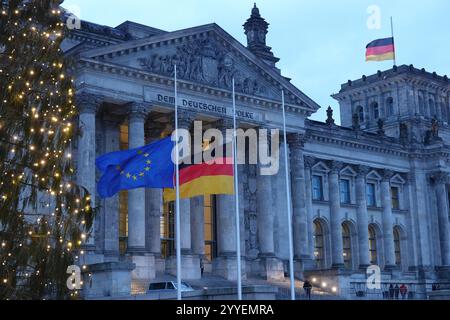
[{"x1": 1, "y1": 2, "x2": 94, "y2": 299}]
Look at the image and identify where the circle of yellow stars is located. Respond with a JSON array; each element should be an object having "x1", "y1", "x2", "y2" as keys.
[{"x1": 116, "y1": 150, "x2": 152, "y2": 181}]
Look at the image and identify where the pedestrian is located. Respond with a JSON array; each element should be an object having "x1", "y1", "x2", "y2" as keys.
[
  {"x1": 388, "y1": 284, "x2": 395, "y2": 299},
  {"x1": 303, "y1": 280, "x2": 313, "y2": 300},
  {"x1": 200, "y1": 258, "x2": 204, "y2": 277},
  {"x1": 394, "y1": 284, "x2": 400, "y2": 299},
  {"x1": 399, "y1": 284, "x2": 408, "y2": 299}
]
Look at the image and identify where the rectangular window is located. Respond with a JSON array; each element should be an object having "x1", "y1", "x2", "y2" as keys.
[
  {"x1": 312, "y1": 175, "x2": 324, "y2": 201},
  {"x1": 366, "y1": 183, "x2": 376, "y2": 207},
  {"x1": 340, "y1": 179, "x2": 351, "y2": 204},
  {"x1": 391, "y1": 187, "x2": 400, "y2": 210}
]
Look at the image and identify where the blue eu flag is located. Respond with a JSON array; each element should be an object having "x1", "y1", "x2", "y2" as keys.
[{"x1": 96, "y1": 137, "x2": 175, "y2": 198}]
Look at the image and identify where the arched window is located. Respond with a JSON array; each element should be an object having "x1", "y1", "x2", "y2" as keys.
[
  {"x1": 394, "y1": 227, "x2": 402, "y2": 267},
  {"x1": 314, "y1": 220, "x2": 325, "y2": 269},
  {"x1": 342, "y1": 223, "x2": 352, "y2": 269},
  {"x1": 371, "y1": 102, "x2": 379, "y2": 120},
  {"x1": 356, "y1": 105, "x2": 364, "y2": 123},
  {"x1": 368, "y1": 225, "x2": 378, "y2": 265},
  {"x1": 386, "y1": 97, "x2": 394, "y2": 117}
]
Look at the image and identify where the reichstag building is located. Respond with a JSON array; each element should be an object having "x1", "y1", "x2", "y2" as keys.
[{"x1": 64, "y1": 5, "x2": 450, "y2": 299}]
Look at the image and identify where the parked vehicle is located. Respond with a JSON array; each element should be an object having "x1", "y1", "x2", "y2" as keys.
[{"x1": 147, "y1": 281, "x2": 195, "y2": 294}]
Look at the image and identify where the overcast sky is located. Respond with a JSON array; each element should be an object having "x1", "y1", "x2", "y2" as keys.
[{"x1": 62, "y1": 0, "x2": 450, "y2": 123}]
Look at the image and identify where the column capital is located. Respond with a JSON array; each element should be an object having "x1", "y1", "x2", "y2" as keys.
[
  {"x1": 287, "y1": 132, "x2": 306, "y2": 150},
  {"x1": 215, "y1": 118, "x2": 234, "y2": 133},
  {"x1": 76, "y1": 92, "x2": 104, "y2": 114},
  {"x1": 128, "y1": 102, "x2": 151, "y2": 122},
  {"x1": 177, "y1": 109, "x2": 196, "y2": 129},
  {"x1": 328, "y1": 160, "x2": 344, "y2": 174},
  {"x1": 432, "y1": 171, "x2": 449, "y2": 185},
  {"x1": 355, "y1": 165, "x2": 371, "y2": 178},
  {"x1": 381, "y1": 169, "x2": 395, "y2": 182},
  {"x1": 304, "y1": 156, "x2": 316, "y2": 169}
]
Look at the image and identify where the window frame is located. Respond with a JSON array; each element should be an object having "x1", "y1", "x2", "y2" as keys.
[
  {"x1": 312, "y1": 175, "x2": 324, "y2": 201},
  {"x1": 391, "y1": 186, "x2": 400, "y2": 210},
  {"x1": 339, "y1": 179, "x2": 351, "y2": 204},
  {"x1": 366, "y1": 182, "x2": 377, "y2": 207}
]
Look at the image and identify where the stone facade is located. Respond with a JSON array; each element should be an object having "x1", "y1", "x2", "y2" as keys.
[{"x1": 65, "y1": 5, "x2": 450, "y2": 299}]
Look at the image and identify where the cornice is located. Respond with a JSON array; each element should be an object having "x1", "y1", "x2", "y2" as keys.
[
  {"x1": 77, "y1": 23, "x2": 320, "y2": 112},
  {"x1": 76, "y1": 58, "x2": 313, "y2": 117}
]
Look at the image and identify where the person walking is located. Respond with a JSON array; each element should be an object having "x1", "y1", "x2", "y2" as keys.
[
  {"x1": 399, "y1": 284, "x2": 408, "y2": 299},
  {"x1": 394, "y1": 284, "x2": 400, "y2": 300},
  {"x1": 303, "y1": 280, "x2": 313, "y2": 300},
  {"x1": 388, "y1": 284, "x2": 395, "y2": 299},
  {"x1": 200, "y1": 258, "x2": 204, "y2": 277}
]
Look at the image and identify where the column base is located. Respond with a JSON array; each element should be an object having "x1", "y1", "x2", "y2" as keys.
[
  {"x1": 82, "y1": 262, "x2": 135, "y2": 299},
  {"x1": 167, "y1": 255, "x2": 201, "y2": 280},
  {"x1": 213, "y1": 256, "x2": 247, "y2": 281},
  {"x1": 259, "y1": 256, "x2": 284, "y2": 281},
  {"x1": 103, "y1": 251, "x2": 120, "y2": 263},
  {"x1": 128, "y1": 253, "x2": 156, "y2": 282}
]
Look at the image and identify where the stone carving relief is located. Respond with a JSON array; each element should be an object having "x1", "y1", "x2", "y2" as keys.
[
  {"x1": 138, "y1": 37, "x2": 268, "y2": 97},
  {"x1": 243, "y1": 164, "x2": 259, "y2": 259}
]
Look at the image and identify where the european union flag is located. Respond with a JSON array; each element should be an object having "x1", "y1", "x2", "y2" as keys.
[{"x1": 96, "y1": 137, "x2": 175, "y2": 198}]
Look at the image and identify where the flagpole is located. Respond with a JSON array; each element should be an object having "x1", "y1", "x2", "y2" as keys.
[
  {"x1": 282, "y1": 90, "x2": 296, "y2": 300},
  {"x1": 174, "y1": 64, "x2": 182, "y2": 301},
  {"x1": 390, "y1": 16, "x2": 397, "y2": 66},
  {"x1": 232, "y1": 78, "x2": 243, "y2": 300}
]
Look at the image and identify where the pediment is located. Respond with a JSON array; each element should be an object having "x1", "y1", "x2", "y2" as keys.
[
  {"x1": 367, "y1": 170, "x2": 382, "y2": 181},
  {"x1": 79, "y1": 24, "x2": 320, "y2": 112},
  {"x1": 391, "y1": 174, "x2": 406, "y2": 185},
  {"x1": 340, "y1": 166, "x2": 356, "y2": 177},
  {"x1": 312, "y1": 161, "x2": 330, "y2": 173}
]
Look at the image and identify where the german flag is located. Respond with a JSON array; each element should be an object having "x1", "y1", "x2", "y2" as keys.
[
  {"x1": 365, "y1": 37, "x2": 395, "y2": 62},
  {"x1": 163, "y1": 145, "x2": 234, "y2": 201}
]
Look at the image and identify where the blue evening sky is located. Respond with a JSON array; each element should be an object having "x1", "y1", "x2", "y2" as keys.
[{"x1": 62, "y1": 0, "x2": 450, "y2": 123}]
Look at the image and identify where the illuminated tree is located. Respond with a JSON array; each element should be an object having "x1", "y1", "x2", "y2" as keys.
[{"x1": 0, "y1": 0, "x2": 93, "y2": 299}]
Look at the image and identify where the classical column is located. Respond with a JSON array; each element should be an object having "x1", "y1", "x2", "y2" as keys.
[
  {"x1": 167, "y1": 109, "x2": 200, "y2": 279},
  {"x1": 355, "y1": 165, "x2": 370, "y2": 268},
  {"x1": 287, "y1": 133, "x2": 310, "y2": 265},
  {"x1": 76, "y1": 93, "x2": 102, "y2": 251},
  {"x1": 127, "y1": 103, "x2": 150, "y2": 254},
  {"x1": 256, "y1": 130, "x2": 284, "y2": 280},
  {"x1": 213, "y1": 118, "x2": 247, "y2": 280},
  {"x1": 190, "y1": 196, "x2": 205, "y2": 257},
  {"x1": 272, "y1": 139, "x2": 289, "y2": 260},
  {"x1": 144, "y1": 124, "x2": 165, "y2": 257},
  {"x1": 304, "y1": 157, "x2": 316, "y2": 264},
  {"x1": 433, "y1": 172, "x2": 450, "y2": 266},
  {"x1": 381, "y1": 170, "x2": 396, "y2": 269},
  {"x1": 101, "y1": 113, "x2": 121, "y2": 261},
  {"x1": 257, "y1": 162, "x2": 275, "y2": 256},
  {"x1": 328, "y1": 161, "x2": 345, "y2": 268}
]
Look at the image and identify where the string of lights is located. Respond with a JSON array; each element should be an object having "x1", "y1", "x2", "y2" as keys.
[{"x1": 0, "y1": 0, "x2": 94, "y2": 300}]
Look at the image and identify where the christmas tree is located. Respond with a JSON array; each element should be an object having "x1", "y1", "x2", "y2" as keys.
[{"x1": 0, "y1": 0, "x2": 93, "y2": 299}]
